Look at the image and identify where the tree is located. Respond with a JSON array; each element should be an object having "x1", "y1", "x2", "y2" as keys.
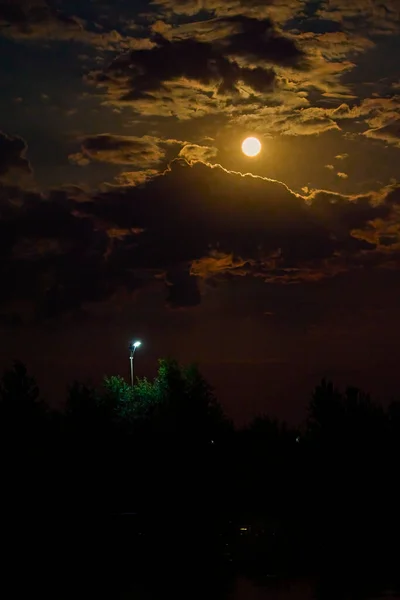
[
  {"x1": 145, "y1": 358, "x2": 229, "y2": 441},
  {"x1": 183, "y1": 362, "x2": 228, "y2": 439},
  {"x1": 0, "y1": 361, "x2": 45, "y2": 426},
  {"x1": 65, "y1": 381, "x2": 100, "y2": 432},
  {"x1": 102, "y1": 374, "x2": 158, "y2": 424},
  {"x1": 307, "y1": 379, "x2": 386, "y2": 451},
  {"x1": 307, "y1": 378, "x2": 344, "y2": 441},
  {"x1": 0, "y1": 362, "x2": 48, "y2": 512},
  {"x1": 103, "y1": 375, "x2": 133, "y2": 404}
]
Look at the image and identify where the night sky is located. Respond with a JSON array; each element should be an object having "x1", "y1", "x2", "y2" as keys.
[{"x1": 1, "y1": 0, "x2": 400, "y2": 424}]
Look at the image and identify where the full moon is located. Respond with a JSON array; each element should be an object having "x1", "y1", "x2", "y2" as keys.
[{"x1": 242, "y1": 137, "x2": 262, "y2": 157}]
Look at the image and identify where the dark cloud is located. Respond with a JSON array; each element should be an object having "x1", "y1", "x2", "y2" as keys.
[
  {"x1": 86, "y1": 9, "x2": 312, "y2": 122},
  {"x1": 151, "y1": 0, "x2": 304, "y2": 23},
  {"x1": 1, "y1": 157, "x2": 400, "y2": 321},
  {"x1": 89, "y1": 33, "x2": 278, "y2": 107},
  {"x1": 0, "y1": 0, "x2": 141, "y2": 49},
  {"x1": 1, "y1": 0, "x2": 400, "y2": 322},
  {"x1": 165, "y1": 268, "x2": 202, "y2": 308},
  {"x1": 315, "y1": 0, "x2": 400, "y2": 35},
  {"x1": 69, "y1": 134, "x2": 168, "y2": 167},
  {"x1": 357, "y1": 96, "x2": 400, "y2": 147},
  {"x1": 364, "y1": 119, "x2": 400, "y2": 148},
  {"x1": 220, "y1": 15, "x2": 304, "y2": 66},
  {"x1": 0, "y1": 186, "x2": 122, "y2": 320},
  {"x1": 0, "y1": 0, "x2": 84, "y2": 39},
  {"x1": 131, "y1": 1, "x2": 400, "y2": 138},
  {"x1": 73, "y1": 159, "x2": 400, "y2": 293},
  {"x1": 157, "y1": 13, "x2": 304, "y2": 67}
]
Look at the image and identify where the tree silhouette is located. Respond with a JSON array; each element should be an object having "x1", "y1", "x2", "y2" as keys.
[
  {"x1": 132, "y1": 358, "x2": 231, "y2": 447},
  {"x1": 0, "y1": 360, "x2": 44, "y2": 423},
  {"x1": 0, "y1": 362, "x2": 48, "y2": 513},
  {"x1": 66, "y1": 381, "x2": 99, "y2": 425},
  {"x1": 307, "y1": 378, "x2": 343, "y2": 442},
  {"x1": 1, "y1": 358, "x2": 399, "y2": 573}
]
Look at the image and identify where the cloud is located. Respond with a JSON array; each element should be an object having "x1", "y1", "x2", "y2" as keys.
[
  {"x1": 69, "y1": 135, "x2": 214, "y2": 185},
  {"x1": 0, "y1": 0, "x2": 147, "y2": 49},
  {"x1": 357, "y1": 96, "x2": 400, "y2": 147},
  {"x1": 69, "y1": 134, "x2": 168, "y2": 167},
  {"x1": 212, "y1": 15, "x2": 304, "y2": 66},
  {"x1": 315, "y1": 0, "x2": 400, "y2": 35},
  {"x1": 88, "y1": 33, "x2": 280, "y2": 117},
  {"x1": 179, "y1": 143, "x2": 218, "y2": 163},
  {"x1": 0, "y1": 185, "x2": 131, "y2": 320},
  {"x1": 2, "y1": 159, "x2": 400, "y2": 319},
  {"x1": 165, "y1": 268, "x2": 202, "y2": 308},
  {"x1": 156, "y1": 13, "x2": 305, "y2": 67},
  {"x1": 112, "y1": 170, "x2": 161, "y2": 187},
  {"x1": 233, "y1": 94, "x2": 400, "y2": 142},
  {"x1": 0, "y1": 0, "x2": 89, "y2": 40},
  {"x1": 364, "y1": 119, "x2": 400, "y2": 148},
  {"x1": 78, "y1": 1, "x2": 400, "y2": 149},
  {"x1": 233, "y1": 102, "x2": 344, "y2": 136},
  {"x1": 74, "y1": 159, "x2": 400, "y2": 291},
  {"x1": 2, "y1": 0, "x2": 400, "y2": 318},
  {"x1": 151, "y1": 0, "x2": 305, "y2": 24},
  {"x1": 144, "y1": 0, "x2": 378, "y2": 105},
  {"x1": 86, "y1": 13, "x2": 309, "y2": 122}
]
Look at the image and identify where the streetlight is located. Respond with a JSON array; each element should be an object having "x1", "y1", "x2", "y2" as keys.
[{"x1": 129, "y1": 340, "x2": 141, "y2": 388}]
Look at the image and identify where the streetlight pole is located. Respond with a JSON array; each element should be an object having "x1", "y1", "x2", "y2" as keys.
[
  {"x1": 129, "y1": 348, "x2": 134, "y2": 388},
  {"x1": 129, "y1": 341, "x2": 141, "y2": 388}
]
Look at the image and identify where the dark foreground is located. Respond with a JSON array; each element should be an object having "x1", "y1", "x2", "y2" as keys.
[
  {"x1": 4, "y1": 511, "x2": 400, "y2": 600},
  {"x1": 1, "y1": 364, "x2": 400, "y2": 597}
]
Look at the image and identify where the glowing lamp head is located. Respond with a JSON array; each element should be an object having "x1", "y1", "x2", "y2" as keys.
[
  {"x1": 242, "y1": 137, "x2": 262, "y2": 157},
  {"x1": 130, "y1": 340, "x2": 142, "y2": 353}
]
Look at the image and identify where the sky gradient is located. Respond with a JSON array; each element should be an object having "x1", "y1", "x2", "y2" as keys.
[{"x1": 1, "y1": 0, "x2": 400, "y2": 424}]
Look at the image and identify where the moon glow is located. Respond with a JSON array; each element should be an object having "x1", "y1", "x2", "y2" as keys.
[{"x1": 242, "y1": 137, "x2": 262, "y2": 157}]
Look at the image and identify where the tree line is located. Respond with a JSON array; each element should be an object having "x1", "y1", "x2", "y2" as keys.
[{"x1": 1, "y1": 359, "x2": 399, "y2": 576}]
